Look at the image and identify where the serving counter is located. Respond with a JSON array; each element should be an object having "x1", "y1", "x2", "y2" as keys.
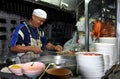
[
  {"x1": 0, "y1": 64, "x2": 120, "y2": 79},
  {"x1": 0, "y1": 50, "x2": 119, "y2": 79},
  {"x1": 0, "y1": 72, "x2": 29, "y2": 79}
]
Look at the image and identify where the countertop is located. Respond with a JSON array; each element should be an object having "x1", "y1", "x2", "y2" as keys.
[
  {"x1": 0, "y1": 72, "x2": 80, "y2": 79},
  {"x1": 0, "y1": 64, "x2": 119, "y2": 79},
  {"x1": 0, "y1": 72, "x2": 29, "y2": 79}
]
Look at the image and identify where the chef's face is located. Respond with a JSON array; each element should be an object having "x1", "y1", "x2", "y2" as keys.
[{"x1": 32, "y1": 15, "x2": 46, "y2": 28}]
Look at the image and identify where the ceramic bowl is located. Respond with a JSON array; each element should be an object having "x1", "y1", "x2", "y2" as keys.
[
  {"x1": 8, "y1": 64, "x2": 23, "y2": 76},
  {"x1": 22, "y1": 62, "x2": 45, "y2": 79}
]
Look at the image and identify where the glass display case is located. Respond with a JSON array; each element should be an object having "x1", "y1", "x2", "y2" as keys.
[{"x1": 76, "y1": 0, "x2": 117, "y2": 52}]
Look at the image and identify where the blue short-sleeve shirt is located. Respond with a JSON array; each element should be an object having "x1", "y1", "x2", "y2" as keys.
[{"x1": 9, "y1": 22, "x2": 48, "y2": 49}]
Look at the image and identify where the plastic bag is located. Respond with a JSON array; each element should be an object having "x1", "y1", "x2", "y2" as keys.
[{"x1": 63, "y1": 32, "x2": 78, "y2": 51}]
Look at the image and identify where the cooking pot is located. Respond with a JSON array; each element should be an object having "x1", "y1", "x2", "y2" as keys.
[
  {"x1": 46, "y1": 68, "x2": 73, "y2": 79},
  {"x1": 32, "y1": 55, "x2": 77, "y2": 75}
]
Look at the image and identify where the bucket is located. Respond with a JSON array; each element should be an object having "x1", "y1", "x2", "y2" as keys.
[{"x1": 46, "y1": 68, "x2": 73, "y2": 79}]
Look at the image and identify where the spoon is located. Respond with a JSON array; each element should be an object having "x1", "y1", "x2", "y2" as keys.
[{"x1": 31, "y1": 62, "x2": 34, "y2": 66}]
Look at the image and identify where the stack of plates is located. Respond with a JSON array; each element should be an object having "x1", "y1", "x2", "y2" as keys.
[{"x1": 76, "y1": 52, "x2": 104, "y2": 79}]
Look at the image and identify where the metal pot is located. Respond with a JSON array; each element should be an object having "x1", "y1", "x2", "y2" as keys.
[{"x1": 32, "y1": 55, "x2": 77, "y2": 75}]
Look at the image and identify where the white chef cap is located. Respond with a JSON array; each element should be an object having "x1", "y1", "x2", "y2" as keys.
[{"x1": 32, "y1": 9, "x2": 47, "y2": 19}]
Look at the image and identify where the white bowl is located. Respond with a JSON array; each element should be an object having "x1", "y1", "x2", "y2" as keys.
[
  {"x1": 81, "y1": 77, "x2": 102, "y2": 79},
  {"x1": 94, "y1": 43, "x2": 116, "y2": 67},
  {"x1": 24, "y1": 71, "x2": 41, "y2": 79},
  {"x1": 99, "y1": 37, "x2": 117, "y2": 44},
  {"x1": 22, "y1": 62, "x2": 45, "y2": 79},
  {"x1": 76, "y1": 52, "x2": 104, "y2": 66}
]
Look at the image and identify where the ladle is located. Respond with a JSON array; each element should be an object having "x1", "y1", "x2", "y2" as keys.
[{"x1": 39, "y1": 63, "x2": 56, "y2": 79}]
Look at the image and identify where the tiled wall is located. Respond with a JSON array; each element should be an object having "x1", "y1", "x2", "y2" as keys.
[{"x1": 0, "y1": 11, "x2": 28, "y2": 56}]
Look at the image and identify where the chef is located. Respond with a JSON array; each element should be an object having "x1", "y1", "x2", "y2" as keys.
[{"x1": 9, "y1": 9, "x2": 63, "y2": 63}]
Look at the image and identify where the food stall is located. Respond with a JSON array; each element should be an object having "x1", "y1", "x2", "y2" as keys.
[{"x1": 0, "y1": 0, "x2": 119, "y2": 79}]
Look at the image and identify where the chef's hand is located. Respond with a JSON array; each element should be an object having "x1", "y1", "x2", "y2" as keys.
[
  {"x1": 54, "y1": 45, "x2": 63, "y2": 52},
  {"x1": 31, "y1": 46, "x2": 43, "y2": 54},
  {"x1": 46, "y1": 43, "x2": 63, "y2": 52}
]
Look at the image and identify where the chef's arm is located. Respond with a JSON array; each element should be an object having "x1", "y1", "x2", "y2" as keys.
[
  {"x1": 9, "y1": 45, "x2": 43, "y2": 54},
  {"x1": 46, "y1": 42, "x2": 63, "y2": 52}
]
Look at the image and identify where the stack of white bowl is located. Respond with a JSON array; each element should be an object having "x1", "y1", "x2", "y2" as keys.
[
  {"x1": 94, "y1": 42, "x2": 115, "y2": 70},
  {"x1": 98, "y1": 37, "x2": 118, "y2": 65},
  {"x1": 76, "y1": 52, "x2": 104, "y2": 79}
]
